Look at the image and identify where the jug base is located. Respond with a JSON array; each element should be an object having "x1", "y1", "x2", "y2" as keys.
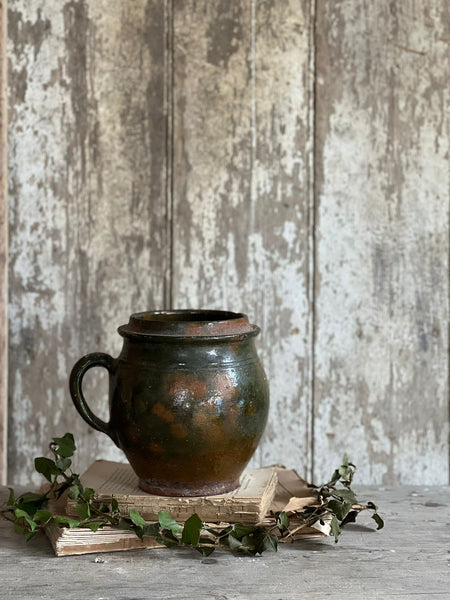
[{"x1": 138, "y1": 476, "x2": 240, "y2": 497}]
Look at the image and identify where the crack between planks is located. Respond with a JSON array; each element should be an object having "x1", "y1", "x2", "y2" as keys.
[
  {"x1": 164, "y1": 0, "x2": 175, "y2": 310},
  {"x1": 309, "y1": 0, "x2": 319, "y2": 483},
  {"x1": 0, "y1": 0, "x2": 8, "y2": 486}
]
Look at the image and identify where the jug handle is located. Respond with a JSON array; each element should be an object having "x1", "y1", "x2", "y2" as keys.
[{"x1": 69, "y1": 352, "x2": 119, "y2": 447}]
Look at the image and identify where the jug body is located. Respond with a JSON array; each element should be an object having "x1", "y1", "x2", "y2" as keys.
[{"x1": 70, "y1": 310, "x2": 269, "y2": 496}]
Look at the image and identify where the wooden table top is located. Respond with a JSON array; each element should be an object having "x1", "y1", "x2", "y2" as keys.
[{"x1": 1, "y1": 485, "x2": 449, "y2": 599}]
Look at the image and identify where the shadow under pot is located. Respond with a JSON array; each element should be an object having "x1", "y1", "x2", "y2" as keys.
[{"x1": 69, "y1": 310, "x2": 270, "y2": 497}]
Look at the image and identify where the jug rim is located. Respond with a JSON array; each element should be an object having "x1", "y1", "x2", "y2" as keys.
[{"x1": 117, "y1": 309, "x2": 260, "y2": 340}]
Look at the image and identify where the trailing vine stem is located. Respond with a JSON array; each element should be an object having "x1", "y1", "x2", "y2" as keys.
[{"x1": 1, "y1": 433, "x2": 383, "y2": 555}]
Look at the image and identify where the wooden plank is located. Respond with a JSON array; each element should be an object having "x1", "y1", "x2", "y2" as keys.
[
  {"x1": 171, "y1": 0, "x2": 315, "y2": 477},
  {"x1": 7, "y1": 1, "x2": 171, "y2": 485},
  {"x1": 0, "y1": 0, "x2": 7, "y2": 485},
  {"x1": 1, "y1": 485, "x2": 450, "y2": 598},
  {"x1": 313, "y1": 1, "x2": 449, "y2": 484}
]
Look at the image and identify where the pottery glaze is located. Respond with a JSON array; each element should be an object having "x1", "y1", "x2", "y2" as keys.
[{"x1": 69, "y1": 310, "x2": 269, "y2": 496}]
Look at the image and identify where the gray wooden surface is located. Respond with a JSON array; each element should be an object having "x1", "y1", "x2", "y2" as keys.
[
  {"x1": 4, "y1": 1, "x2": 450, "y2": 487},
  {"x1": 1, "y1": 485, "x2": 449, "y2": 599}
]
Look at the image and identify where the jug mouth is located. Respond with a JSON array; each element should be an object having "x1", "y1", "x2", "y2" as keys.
[{"x1": 118, "y1": 310, "x2": 260, "y2": 340}]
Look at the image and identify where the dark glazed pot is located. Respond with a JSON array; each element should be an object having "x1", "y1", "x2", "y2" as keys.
[{"x1": 69, "y1": 310, "x2": 269, "y2": 496}]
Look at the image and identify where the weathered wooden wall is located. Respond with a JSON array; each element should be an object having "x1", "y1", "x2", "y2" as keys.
[{"x1": 4, "y1": 0, "x2": 449, "y2": 486}]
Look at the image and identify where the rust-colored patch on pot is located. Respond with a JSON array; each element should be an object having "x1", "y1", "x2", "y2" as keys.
[
  {"x1": 192, "y1": 409, "x2": 208, "y2": 430},
  {"x1": 165, "y1": 373, "x2": 207, "y2": 399},
  {"x1": 204, "y1": 421, "x2": 229, "y2": 446},
  {"x1": 171, "y1": 423, "x2": 188, "y2": 439},
  {"x1": 213, "y1": 372, "x2": 238, "y2": 400},
  {"x1": 227, "y1": 401, "x2": 239, "y2": 428},
  {"x1": 152, "y1": 402, "x2": 174, "y2": 423},
  {"x1": 184, "y1": 321, "x2": 206, "y2": 337},
  {"x1": 190, "y1": 379, "x2": 207, "y2": 398}
]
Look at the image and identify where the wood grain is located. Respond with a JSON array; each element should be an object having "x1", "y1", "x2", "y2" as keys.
[
  {"x1": 313, "y1": 1, "x2": 450, "y2": 484},
  {"x1": 0, "y1": 0, "x2": 7, "y2": 485},
  {"x1": 7, "y1": 0, "x2": 171, "y2": 486},
  {"x1": 171, "y1": 0, "x2": 315, "y2": 477}
]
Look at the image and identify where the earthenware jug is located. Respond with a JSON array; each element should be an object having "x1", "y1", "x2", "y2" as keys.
[{"x1": 69, "y1": 310, "x2": 269, "y2": 496}]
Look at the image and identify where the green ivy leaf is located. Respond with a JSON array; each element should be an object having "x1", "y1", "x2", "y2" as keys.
[
  {"x1": 142, "y1": 523, "x2": 160, "y2": 538},
  {"x1": 157, "y1": 530, "x2": 180, "y2": 547},
  {"x1": 330, "y1": 515, "x2": 341, "y2": 542},
  {"x1": 196, "y1": 539, "x2": 216, "y2": 556},
  {"x1": 129, "y1": 509, "x2": 147, "y2": 528},
  {"x1": 333, "y1": 487, "x2": 357, "y2": 505},
  {"x1": 53, "y1": 516, "x2": 80, "y2": 528},
  {"x1": 338, "y1": 466, "x2": 353, "y2": 482},
  {"x1": 14, "y1": 508, "x2": 30, "y2": 519},
  {"x1": 55, "y1": 457, "x2": 72, "y2": 472},
  {"x1": 68, "y1": 485, "x2": 81, "y2": 500},
  {"x1": 75, "y1": 502, "x2": 91, "y2": 520},
  {"x1": 33, "y1": 510, "x2": 53, "y2": 523},
  {"x1": 82, "y1": 488, "x2": 95, "y2": 502},
  {"x1": 26, "y1": 530, "x2": 39, "y2": 542},
  {"x1": 255, "y1": 531, "x2": 278, "y2": 554},
  {"x1": 340, "y1": 510, "x2": 358, "y2": 527},
  {"x1": 16, "y1": 503, "x2": 37, "y2": 517},
  {"x1": 327, "y1": 469, "x2": 341, "y2": 486},
  {"x1": 18, "y1": 492, "x2": 45, "y2": 505},
  {"x1": 239, "y1": 534, "x2": 256, "y2": 554},
  {"x1": 207, "y1": 525, "x2": 231, "y2": 538},
  {"x1": 181, "y1": 513, "x2": 203, "y2": 547},
  {"x1": 52, "y1": 433, "x2": 76, "y2": 458},
  {"x1": 158, "y1": 511, "x2": 182, "y2": 534},
  {"x1": 54, "y1": 481, "x2": 72, "y2": 499},
  {"x1": 118, "y1": 517, "x2": 134, "y2": 531},
  {"x1": 7, "y1": 487, "x2": 15, "y2": 507},
  {"x1": 14, "y1": 509, "x2": 37, "y2": 531},
  {"x1": 276, "y1": 511, "x2": 290, "y2": 531},
  {"x1": 227, "y1": 534, "x2": 243, "y2": 551},
  {"x1": 85, "y1": 522, "x2": 103, "y2": 532},
  {"x1": 111, "y1": 498, "x2": 119, "y2": 513},
  {"x1": 327, "y1": 499, "x2": 352, "y2": 521},
  {"x1": 233, "y1": 524, "x2": 257, "y2": 538},
  {"x1": 372, "y1": 512, "x2": 384, "y2": 530},
  {"x1": 34, "y1": 457, "x2": 60, "y2": 482}
]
